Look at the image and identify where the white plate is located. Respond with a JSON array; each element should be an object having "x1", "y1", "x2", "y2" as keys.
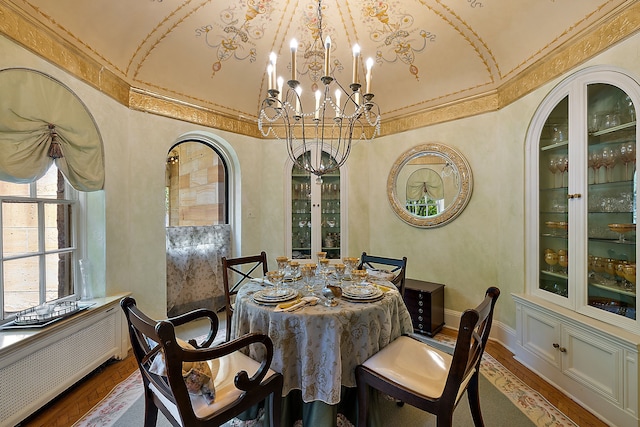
[
  {"x1": 342, "y1": 293, "x2": 385, "y2": 303},
  {"x1": 342, "y1": 285, "x2": 381, "y2": 299},
  {"x1": 253, "y1": 288, "x2": 298, "y2": 304}
]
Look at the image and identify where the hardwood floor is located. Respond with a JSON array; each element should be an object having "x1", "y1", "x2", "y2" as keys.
[{"x1": 18, "y1": 329, "x2": 608, "y2": 427}]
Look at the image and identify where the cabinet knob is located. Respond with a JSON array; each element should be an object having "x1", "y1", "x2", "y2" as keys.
[
  {"x1": 552, "y1": 343, "x2": 567, "y2": 353},
  {"x1": 567, "y1": 194, "x2": 582, "y2": 199},
  {"x1": 418, "y1": 301, "x2": 423, "y2": 307},
  {"x1": 418, "y1": 308, "x2": 424, "y2": 314},
  {"x1": 418, "y1": 315, "x2": 423, "y2": 321}
]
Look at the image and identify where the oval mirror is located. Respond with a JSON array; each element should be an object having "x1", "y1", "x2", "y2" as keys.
[{"x1": 387, "y1": 143, "x2": 473, "y2": 228}]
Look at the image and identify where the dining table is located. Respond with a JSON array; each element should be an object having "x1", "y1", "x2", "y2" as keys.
[{"x1": 231, "y1": 274, "x2": 414, "y2": 426}]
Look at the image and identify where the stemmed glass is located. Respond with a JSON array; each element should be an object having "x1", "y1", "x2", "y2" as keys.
[
  {"x1": 556, "y1": 156, "x2": 568, "y2": 187},
  {"x1": 334, "y1": 263, "x2": 345, "y2": 284},
  {"x1": 588, "y1": 151, "x2": 602, "y2": 184},
  {"x1": 301, "y1": 264, "x2": 316, "y2": 294},
  {"x1": 601, "y1": 147, "x2": 617, "y2": 183},
  {"x1": 548, "y1": 157, "x2": 558, "y2": 188},
  {"x1": 620, "y1": 142, "x2": 635, "y2": 181},
  {"x1": 266, "y1": 270, "x2": 285, "y2": 295},
  {"x1": 544, "y1": 249, "x2": 558, "y2": 272}
]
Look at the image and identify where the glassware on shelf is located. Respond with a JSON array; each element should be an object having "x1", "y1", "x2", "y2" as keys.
[
  {"x1": 558, "y1": 250, "x2": 568, "y2": 274},
  {"x1": 601, "y1": 147, "x2": 618, "y2": 183},
  {"x1": 608, "y1": 223, "x2": 636, "y2": 243},
  {"x1": 623, "y1": 264, "x2": 636, "y2": 291},
  {"x1": 544, "y1": 249, "x2": 558, "y2": 272},
  {"x1": 588, "y1": 151, "x2": 603, "y2": 184}
]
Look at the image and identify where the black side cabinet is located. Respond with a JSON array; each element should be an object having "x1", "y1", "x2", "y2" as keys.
[{"x1": 403, "y1": 279, "x2": 445, "y2": 336}]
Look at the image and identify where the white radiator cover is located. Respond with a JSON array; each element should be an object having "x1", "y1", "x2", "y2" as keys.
[{"x1": 0, "y1": 295, "x2": 129, "y2": 427}]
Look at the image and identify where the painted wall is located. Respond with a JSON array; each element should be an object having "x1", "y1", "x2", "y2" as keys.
[{"x1": 2, "y1": 32, "x2": 640, "y2": 328}]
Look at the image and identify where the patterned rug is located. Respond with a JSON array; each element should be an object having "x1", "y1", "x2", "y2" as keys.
[{"x1": 73, "y1": 334, "x2": 578, "y2": 427}]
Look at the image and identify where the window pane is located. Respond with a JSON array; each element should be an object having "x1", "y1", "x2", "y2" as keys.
[
  {"x1": 3, "y1": 256, "x2": 39, "y2": 314},
  {"x1": 3, "y1": 201, "x2": 39, "y2": 254},
  {"x1": 0, "y1": 180, "x2": 29, "y2": 197},
  {"x1": 46, "y1": 252, "x2": 73, "y2": 301},
  {"x1": 36, "y1": 166, "x2": 63, "y2": 198},
  {"x1": 45, "y1": 203, "x2": 72, "y2": 251}
]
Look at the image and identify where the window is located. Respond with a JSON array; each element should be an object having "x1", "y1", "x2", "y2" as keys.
[
  {"x1": 166, "y1": 140, "x2": 228, "y2": 226},
  {"x1": 0, "y1": 165, "x2": 78, "y2": 320}
]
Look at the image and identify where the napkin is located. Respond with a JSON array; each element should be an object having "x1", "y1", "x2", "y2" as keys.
[
  {"x1": 274, "y1": 296, "x2": 319, "y2": 312},
  {"x1": 250, "y1": 278, "x2": 273, "y2": 286},
  {"x1": 375, "y1": 283, "x2": 395, "y2": 293}
]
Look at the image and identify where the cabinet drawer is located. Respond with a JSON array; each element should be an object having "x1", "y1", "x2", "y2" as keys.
[{"x1": 403, "y1": 279, "x2": 444, "y2": 336}]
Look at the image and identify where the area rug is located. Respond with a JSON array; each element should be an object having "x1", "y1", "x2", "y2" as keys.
[{"x1": 74, "y1": 334, "x2": 578, "y2": 427}]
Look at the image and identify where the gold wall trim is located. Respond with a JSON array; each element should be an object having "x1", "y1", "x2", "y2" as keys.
[
  {"x1": 1, "y1": 0, "x2": 639, "y2": 138},
  {"x1": 0, "y1": 1, "x2": 130, "y2": 107},
  {"x1": 129, "y1": 89, "x2": 262, "y2": 138}
]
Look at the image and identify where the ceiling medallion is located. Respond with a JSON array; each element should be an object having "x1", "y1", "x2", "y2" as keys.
[{"x1": 257, "y1": 0, "x2": 381, "y2": 178}]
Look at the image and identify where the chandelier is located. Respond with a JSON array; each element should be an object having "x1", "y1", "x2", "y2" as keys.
[{"x1": 258, "y1": 0, "x2": 381, "y2": 178}]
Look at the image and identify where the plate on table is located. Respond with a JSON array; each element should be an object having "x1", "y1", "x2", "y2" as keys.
[
  {"x1": 253, "y1": 288, "x2": 298, "y2": 305},
  {"x1": 342, "y1": 285, "x2": 383, "y2": 301}
]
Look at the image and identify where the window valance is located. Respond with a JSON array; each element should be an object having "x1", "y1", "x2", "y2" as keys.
[{"x1": 0, "y1": 68, "x2": 104, "y2": 191}]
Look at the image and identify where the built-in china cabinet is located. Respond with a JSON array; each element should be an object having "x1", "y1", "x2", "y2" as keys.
[
  {"x1": 516, "y1": 66, "x2": 640, "y2": 427},
  {"x1": 285, "y1": 150, "x2": 347, "y2": 259}
]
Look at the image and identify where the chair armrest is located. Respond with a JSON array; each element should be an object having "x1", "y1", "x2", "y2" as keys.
[
  {"x1": 166, "y1": 308, "x2": 220, "y2": 348},
  {"x1": 180, "y1": 332, "x2": 274, "y2": 391}
]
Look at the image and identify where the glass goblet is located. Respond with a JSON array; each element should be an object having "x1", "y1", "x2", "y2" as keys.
[
  {"x1": 334, "y1": 263, "x2": 346, "y2": 284},
  {"x1": 544, "y1": 251, "x2": 558, "y2": 272},
  {"x1": 266, "y1": 270, "x2": 285, "y2": 294},
  {"x1": 351, "y1": 269, "x2": 368, "y2": 287},
  {"x1": 276, "y1": 256, "x2": 289, "y2": 275}
]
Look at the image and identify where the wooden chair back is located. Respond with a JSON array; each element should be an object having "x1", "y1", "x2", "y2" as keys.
[{"x1": 358, "y1": 251, "x2": 408, "y2": 295}]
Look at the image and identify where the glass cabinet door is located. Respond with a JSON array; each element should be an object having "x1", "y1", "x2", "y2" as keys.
[
  {"x1": 539, "y1": 96, "x2": 570, "y2": 299},
  {"x1": 586, "y1": 83, "x2": 636, "y2": 320},
  {"x1": 290, "y1": 151, "x2": 342, "y2": 259},
  {"x1": 533, "y1": 70, "x2": 638, "y2": 328}
]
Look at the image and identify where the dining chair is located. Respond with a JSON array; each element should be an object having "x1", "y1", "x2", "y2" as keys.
[
  {"x1": 221, "y1": 252, "x2": 269, "y2": 341},
  {"x1": 355, "y1": 287, "x2": 500, "y2": 427},
  {"x1": 357, "y1": 252, "x2": 408, "y2": 296},
  {"x1": 120, "y1": 296, "x2": 282, "y2": 427}
]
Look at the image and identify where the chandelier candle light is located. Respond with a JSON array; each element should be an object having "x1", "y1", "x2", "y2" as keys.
[{"x1": 258, "y1": 0, "x2": 381, "y2": 178}]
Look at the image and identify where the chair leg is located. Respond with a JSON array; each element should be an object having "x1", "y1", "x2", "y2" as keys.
[
  {"x1": 143, "y1": 392, "x2": 159, "y2": 427},
  {"x1": 467, "y1": 373, "x2": 485, "y2": 427},
  {"x1": 356, "y1": 381, "x2": 368, "y2": 427},
  {"x1": 269, "y1": 388, "x2": 283, "y2": 427},
  {"x1": 436, "y1": 414, "x2": 453, "y2": 427}
]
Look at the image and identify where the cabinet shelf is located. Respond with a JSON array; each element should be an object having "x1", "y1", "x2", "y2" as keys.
[
  {"x1": 589, "y1": 279, "x2": 636, "y2": 297},
  {"x1": 540, "y1": 270, "x2": 568, "y2": 280},
  {"x1": 590, "y1": 120, "x2": 636, "y2": 137}
]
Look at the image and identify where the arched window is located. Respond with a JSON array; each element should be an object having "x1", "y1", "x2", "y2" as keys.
[{"x1": 165, "y1": 140, "x2": 228, "y2": 226}]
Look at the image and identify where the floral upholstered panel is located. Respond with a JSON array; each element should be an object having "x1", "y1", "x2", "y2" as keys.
[{"x1": 166, "y1": 225, "x2": 231, "y2": 316}]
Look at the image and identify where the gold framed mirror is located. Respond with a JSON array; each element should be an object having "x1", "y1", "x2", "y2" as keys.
[{"x1": 387, "y1": 143, "x2": 473, "y2": 228}]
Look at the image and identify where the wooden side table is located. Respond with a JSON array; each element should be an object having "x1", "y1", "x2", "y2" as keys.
[{"x1": 403, "y1": 279, "x2": 445, "y2": 336}]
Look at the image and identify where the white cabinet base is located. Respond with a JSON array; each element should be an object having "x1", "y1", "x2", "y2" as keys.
[
  {"x1": 0, "y1": 294, "x2": 129, "y2": 426},
  {"x1": 514, "y1": 294, "x2": 640, "y2": 427}
]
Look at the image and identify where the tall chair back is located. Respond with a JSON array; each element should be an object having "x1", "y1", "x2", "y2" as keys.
[
  {"x1": 120, "y1": 296, "x2": 282, "y2": 427},
  {"x1": 221, "y1": 252, "x2": 268, "y2": 341},
  {"x1": 358, "y1": 252, "x2": 408, "y2": 295}
]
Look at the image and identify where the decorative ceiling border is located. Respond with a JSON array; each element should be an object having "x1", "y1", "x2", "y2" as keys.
[{"x1": 1, "y1": 0, "x2": 639, "y2": 138}]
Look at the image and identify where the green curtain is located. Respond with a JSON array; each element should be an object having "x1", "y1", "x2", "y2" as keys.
[{"x1": 0, "y1": 68, "x2": 104, "y2": 191}]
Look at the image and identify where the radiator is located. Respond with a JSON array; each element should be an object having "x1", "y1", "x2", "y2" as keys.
[{"x1": 0, "y1": 296, "x2": 128, "y2": 427}]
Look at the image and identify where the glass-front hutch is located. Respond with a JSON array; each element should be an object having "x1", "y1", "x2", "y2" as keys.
[
  {"x1": 527, "y1": 66, "x2": 640, "y2": 331},
  {"x1": 287, "y1": 150, "x2": 346, "y2": 259}
]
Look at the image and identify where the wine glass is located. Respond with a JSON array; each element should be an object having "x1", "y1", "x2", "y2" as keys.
[
  {"x1": 601, "y1": 147, "x2": 617, "y2": 183},
  {"x1": 351, "y1": 269, "x2": 368, "y2": 288},
  {"x1": 548, "y1": 157, "x2": 558, "y2": 188},
  {"x1": 266, "y1": 270, "x2": 285, "y2": 294},
  {"x1": 557, "y1": 156, "x2": 568, "y2": 187},
  {"x1": 624, "y1": 265, "x2": 636, "y2": 291},
  {"x1": 544, "y1": 250, "x2": 558, "y2": 272},
  {"x1": 558, "y1": 250, "x2": 568, "y2": 274},
  {"x1": 588, "y1": 151, "x2": 602, "y2": 184},
  {"x1": 342, "y1": 257, "x2": 358, "y2": 280},
  {"x1": 301, "y1": 265, "x2": 316, "y2": 295},
  {"x1": 334, "y1": 263, "x2": 345, "y2": 284},
  {"x1": 276, "y1": 256, "x2": 289, "y2": 275},
  {"x1": 288, "y1": 260, "x2": 300, "y2": 282},
  {"x1": 622, "y1": 142, "x2": 635, "y2": 180}
]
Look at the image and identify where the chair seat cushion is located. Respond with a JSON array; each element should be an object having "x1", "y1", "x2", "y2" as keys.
[
  {"x1": 150, "y1": 350, "x2": 277, "y2": 423},
  {"x1": 362, "y1": 335, "x2": 453, "y2": 399}
]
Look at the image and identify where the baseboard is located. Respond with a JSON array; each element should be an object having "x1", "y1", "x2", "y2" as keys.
[{"x1": 444, "y1": 309, "x2": 517, "y2": 353}]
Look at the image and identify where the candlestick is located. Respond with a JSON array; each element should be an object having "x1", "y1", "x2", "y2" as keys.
[
  {"x1": 267, "y1": 64, "x2": 273, "y2": 91},
  {"x1": 269, "y1": 52, "x2": 277, "y2": 89},
  {"x1": 315, "y1": 90, "x2": 321, "y2": 119},
  {"x1": 290, "y1": 39, "x2": 298, "y2": 81},
  {"x1": 365, "y1": 57, "x2": 373, "y2": 94},
  {"x1": 295, "y1": 86, "x2": 302, "y2": 115},
  {"x1": 277, "y1": 76, "x2": 284, "y2": 102},
  {"x1": 352, "y1": 44, "x2": 360, "y2": 84},
  {"x1": 324, "y1": 36, "x2": 331, "y2": 76}
]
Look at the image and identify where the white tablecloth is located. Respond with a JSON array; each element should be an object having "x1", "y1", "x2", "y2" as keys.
[{"x1": 231, "y1": 281, "x2": 413, "y2": 405}]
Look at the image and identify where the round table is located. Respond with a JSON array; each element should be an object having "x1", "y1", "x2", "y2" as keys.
[{"x1": 231, "y1": 278, "x2": 413, "y2": 425}]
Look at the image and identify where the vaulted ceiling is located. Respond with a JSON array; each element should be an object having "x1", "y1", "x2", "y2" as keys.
[{"x1": 1, "y1": 0, "x2": 639, "y2": 136}]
